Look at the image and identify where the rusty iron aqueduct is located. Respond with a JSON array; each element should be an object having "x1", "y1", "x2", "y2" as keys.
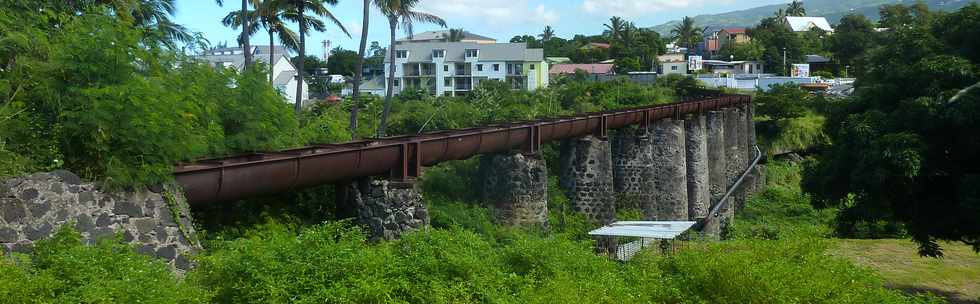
[{"x1": 174, "y1": 93, "x2": 760, "y2": 239}]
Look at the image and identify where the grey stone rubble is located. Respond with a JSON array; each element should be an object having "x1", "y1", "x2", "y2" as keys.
[
  {"x1": 350, "y1": 180, "x2": 428, "y2": 240},
  {"x1": 479, "y1": 153, "x2": 548, "y2": 227},
  {"x1": 0, "y1": 171, "x2": 199, "y2": 270}
]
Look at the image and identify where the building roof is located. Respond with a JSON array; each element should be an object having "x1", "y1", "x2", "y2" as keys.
[
  {"x1": 388, "y1": 42, "x2": 544, "y2": 62},
  {"x1": 397, "y1": 30, "x2": 496, "y2": 43},
  {"x1": 720, "y1": 27, "x2": 747, "y2": 34},
  {"x1": 806, "y1": 54, "x2": 831, "y2": 63},
  {"x1": 549, "y1": 63, "x2": 615, "y2": 75},
  {"x1": 200, "y1": 46, "x2": 293, "y2": 69},
  {"x1": 589, "y1": 221, "x2": 697, "y2": 239},
  {"x1": 785, "y1": 16, "x2": 834, "y2": 32}
]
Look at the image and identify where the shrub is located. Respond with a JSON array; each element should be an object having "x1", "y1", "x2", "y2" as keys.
[{"x1": 0, "y1": 227, "x2": 209, "y2": 303}]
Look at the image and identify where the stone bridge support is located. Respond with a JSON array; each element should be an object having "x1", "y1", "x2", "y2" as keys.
[
  {"x1": 559, "y1": 136, "x2": 615, "y2": 224},
  {"x1": 611, "y1": 126, "x2": 654, "y2": 211},
  {"x1": 704, "y1": 110, "x2": 728, "y2": 236},
  {"x1": 649, "y1": 119, "x2": 688, "y2": 221},
  {"x1": 684, "y1": 114, "x2": 710, "y2": 221},
  {"x1": 722, "y1": 107, "x2": 743, "y2": 232},
  {"x1": 479, "y1": 153, "x2": 548, "y2": 227},
  {"x1": 347, "y1": 180, "x2": 428, "y2": 241}
]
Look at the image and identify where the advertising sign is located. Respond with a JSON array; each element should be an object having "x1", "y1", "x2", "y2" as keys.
[
  {"x1": 791, "y1": 64, "x2": 810, "y2": 77},
  {"x1": 687, "y1": 55, "x2": 702, "y2": 72}
]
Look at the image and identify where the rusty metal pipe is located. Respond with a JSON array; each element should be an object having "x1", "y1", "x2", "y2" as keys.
[{"x1": 174, "y1": 94, "x2": 751, "y2": 206}]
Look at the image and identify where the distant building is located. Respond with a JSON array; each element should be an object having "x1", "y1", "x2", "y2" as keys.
[
  {"x1": 806, "y1": 54, "x2": 834, "y2": 74},
  {"x1": 385, "y1": 42, "x2": 548, "y2": 96},
  {"x1": 702, "y1": 60, "x2": 764, "y2": 74},
  {"x1": 718, "y1": 28, "x2": 750, "y2": 47},
  {"x1": 580, "y1": 42, "x2": 611, "y2": 50},
  {"x1": 396, "y1": 30, "x2": 496, "y2": 44},
  {"x1": 657, "y1": 53, "x2": 688, "y2": 75},
  {"x1": 785, "y1": 16, "x2": 834, "y2": 32},
  {"x1": 549, "y1": 63, "x2": 615, "y2": 76},
  {"x1": 342, "y1": 76, "x2": 385, "y2": 96},
  {"x1": 200, "y1": 46, "x2": 309, "y2": 104}
]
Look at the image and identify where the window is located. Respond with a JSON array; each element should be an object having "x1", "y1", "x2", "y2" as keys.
[
  {"x1": 432, "y1": 49, "x2": 445, "y2": 58},
  {"x1": 394, "y1": 79, "x2": 400, "y2": 87},
  {"x1": 493, "y1": 64, "x2": 499, "y2": 71},
  {"x1": 671, "y1": 66, "x2": 678, "y2": 71},
  {"x1": 465, "y1": 49, "x2": 479, "y2": 57},
  {"x1": 477, "y1": 64, "x2": 483, "y2": 71},
  {"x1": 396, "y1": 50, "x2": 408, "y2": 58},
  {"x1": 444, "y1": 65, "x2": 449, "y2": 72},
  {"x1": 444, "y1": 78, "x2": 452, "y2": 86},
  {"x1": 530, "y1": 64, "x2": 535, "y2": 70}
]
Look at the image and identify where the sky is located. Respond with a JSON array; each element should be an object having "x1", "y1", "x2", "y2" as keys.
[{"x1": 174, "y1": 0, "x2": 792, "y2": 58}]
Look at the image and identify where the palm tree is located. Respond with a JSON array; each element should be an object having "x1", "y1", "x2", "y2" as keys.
[
  {"x1": 786, "y1": 1, "x2": 806, "y2": 17},
  {"x1": 539, "y1": 25, "x2": 555, "y2": 41},
  {"x1": 442, "y1": 28, "x2": 465, "y2": 42},
  {"x1": 255, "y1": 0, "x2": 300, "y2": 83},
  {"x1": 350, "y1": 0, "x2": 371, "y2": 139},
  {"x1": 223, "y1": 0, "x2": 300, "y2": 82},
  {"x1": 216, "y1": 0, "x2": 253, "y2": 67},
  {"x1": 282, "y1": 0, "x2": 349, "y2": 113},
  {"x1": 375, "y1": 0, "x2": 446, "y2": 138},
  {"x1": 671, "y1": 16, "x2": 703, "y2": 50},
  {"x1": 603, "y1": 16, "x2": 625, "y2": 42}
]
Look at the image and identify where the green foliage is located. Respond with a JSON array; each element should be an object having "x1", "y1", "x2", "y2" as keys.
[
  {"x1": 0, "y1": 226, "x2": 209, "y2": 303},
  {"x1": 733, "y1": 161, "x2": 837, "y2": 239},
  {"x1": 753, "y1": 84, "x2": 831, "y2": 155},
  {"x1": 0, "y1": 6, "x2": 307, "y2": 187},
  {"x1": 803, "y1": 3, "x2": 980, "y2": 256}
]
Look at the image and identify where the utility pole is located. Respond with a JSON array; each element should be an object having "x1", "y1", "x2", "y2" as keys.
[
  {"x1": 782, "y1": 47, "x2": 787, "y2": 76},
  {"x1": 322, "y1": 40, "x2": 331, "y2": 67}
]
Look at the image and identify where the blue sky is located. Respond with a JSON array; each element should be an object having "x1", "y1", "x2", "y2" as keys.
[{"x1": 174, "y1": 0, "x2": 791, "y2": 57}]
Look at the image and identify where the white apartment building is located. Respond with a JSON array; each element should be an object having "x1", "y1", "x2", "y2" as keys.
[{"x1": 384, "y1": 42, "x2": 549, "y2": 96}]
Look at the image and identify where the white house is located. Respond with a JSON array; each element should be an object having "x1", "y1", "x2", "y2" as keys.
[{"x1": 200, "y1": 46, "x2": 310, "y2": 104}]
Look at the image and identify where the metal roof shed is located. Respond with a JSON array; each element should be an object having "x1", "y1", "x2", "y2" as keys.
[{"x1": 589, "y1": 221, "x2": 697, "y2": 261}]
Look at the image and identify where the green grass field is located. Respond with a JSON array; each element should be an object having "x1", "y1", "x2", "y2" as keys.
[{"x1": 832, "y1": 239, "x2": 980, "y2": 304}]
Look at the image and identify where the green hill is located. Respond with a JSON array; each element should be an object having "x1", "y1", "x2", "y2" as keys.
[{"x1": 650, "y1": 0, "x2": 976, "y2": 35}]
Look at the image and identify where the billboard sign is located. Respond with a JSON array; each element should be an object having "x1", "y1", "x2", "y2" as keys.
[
  {"x1": 688, "y1": 55, "x2": 702, "y2": 72},
  {"x1": 791, "y1": 64, "x2": 810, "y2": 77}
]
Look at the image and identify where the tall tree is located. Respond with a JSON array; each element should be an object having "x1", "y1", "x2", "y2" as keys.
[
  {"x1": 282, "y1": 0, "x2": 349, "y2": 113},
  {"x1": 216, "y1": 0, "x2": 254, "y2": 68},
  {"x1": 671, "y1": 16, "x2": 702, "y2": 50},
  {"x1": 350, "y1": 0, "x2": 371, "y2": 139},
  {"x1": 375, "y1": 0, "x2": 446, "y2": 138},
  {"x1": 442, "y1": 28, "x2": 465, "y2": 42},
  {"x1": 539, "y1": 25, "x2": 555, "y2": 41},
  {"x1": 603, "y1": 16, "x2": 625, "y2": 43},
  {"x1": 785, "y1": 0, "x2": 806, "y2": 17},
  {"x1": 830, "y1": 14, "x2": 875, "y2": 68}
]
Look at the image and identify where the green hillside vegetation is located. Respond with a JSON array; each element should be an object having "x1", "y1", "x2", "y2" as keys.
[{"x1": 649, "y1": 0, "x2": 973, "y2": 34}]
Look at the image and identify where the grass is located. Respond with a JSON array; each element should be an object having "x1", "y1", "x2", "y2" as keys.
[{"x1": 831, "y1": 239, "x2": 980, "y2": 304}]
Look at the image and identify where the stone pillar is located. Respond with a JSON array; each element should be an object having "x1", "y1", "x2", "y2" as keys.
[
  {"x1": 611, "y1": 126, "x2": 654, "y2": 209},
  {"x1": 479, "y1": 152, "x2": 548, "y2": 227},
  {"x1": 684, "y1": 114, "x2": 710, "y2": 220},
  {"x1": 734, "y1": 107, "x2": 750, "y2": 210},
  {"x1": 704, "y1": 111, "x2": 727, "y2": 237},
  {"x1": 562, "y1": 135, "x2": 615, "y2": 223},
  {"x1": 351, "y1": 180, "x2": 428, "y2": 240},
  {"x1": 722, "y1": 107, "x2": 742, "y2": 230},
  {"x1": 649, "y1": 119, "x2": 688, "y2": 221}
]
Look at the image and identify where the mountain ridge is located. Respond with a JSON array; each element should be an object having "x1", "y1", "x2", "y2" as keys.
[{"x1": 649, "y1": 0, "x2": 976, "y2": 35}]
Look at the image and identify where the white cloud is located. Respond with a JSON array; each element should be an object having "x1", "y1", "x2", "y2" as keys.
[
  {"x1": 419, "y1": 0, "x2": 559, "y2": 27},
  {"x1": 581, "y1": 0, "x2": 732, "y2": 17}
]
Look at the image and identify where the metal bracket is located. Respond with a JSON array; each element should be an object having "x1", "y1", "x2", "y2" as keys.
[{"x1": 390, "y1": 141, "x2": 422, "y2": 182}]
